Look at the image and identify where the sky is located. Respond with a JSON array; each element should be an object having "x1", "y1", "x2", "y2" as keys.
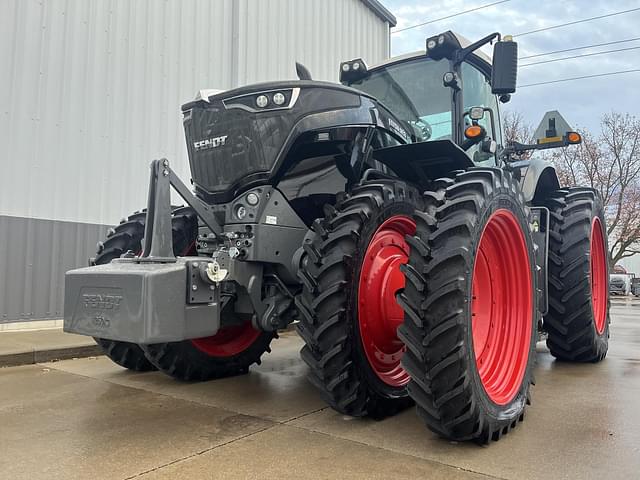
[{"x1": 384, "y1": 0, "x2": 640, "y2": 134}]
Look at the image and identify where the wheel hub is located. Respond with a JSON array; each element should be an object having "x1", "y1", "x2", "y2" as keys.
[
  {"x1": 191, "y1": 322, "x2": 260, "y2": 357},
  {"x1": 471, "y1": 209, "x2": 533, "y2": 406},
  {"x1": 590, "y1": 217, "x2": 608, "y2": 334},
  {"x1": 358, "y1": 215, "x2": 416, "y2": 387}
]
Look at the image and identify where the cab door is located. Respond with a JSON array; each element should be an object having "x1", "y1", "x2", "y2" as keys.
[{"x1": 460, "y1": 61, "x2": 504, "y2": 165}]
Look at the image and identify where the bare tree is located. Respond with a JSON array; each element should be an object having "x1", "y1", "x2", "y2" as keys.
[
  {"x1": 502, "y1": 111, "x2": 534, "y2": 159},
  {"x1": 548, "y1": 112, "x2": 640, "y2": 266},
  {"x1": 503, "y1": 110, "x2": 534, "y2": 144}
]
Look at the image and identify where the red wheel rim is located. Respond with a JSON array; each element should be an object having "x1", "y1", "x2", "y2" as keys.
[
  {"x1": 191, "y1": 322, "x2": 261, "y2": 357},
  {"x1": 179, "y1": 237, "x2": 262, "y2": 358},
  {"x1": 471, "y1": 209, "x2": 533, "y2": 405},
  {"x1": 358, "y1": 215, "x2": 416, "y2": 387},
  {"x1": 590, "y1": 217, "x2": 607, "y2": 334}
]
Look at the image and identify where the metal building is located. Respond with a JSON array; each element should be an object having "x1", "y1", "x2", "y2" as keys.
[{"x1": 0, "y1": 0, "x2": 396, "y2": 324}]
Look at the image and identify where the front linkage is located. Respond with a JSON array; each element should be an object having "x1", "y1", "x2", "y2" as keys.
[{"x1": 65, "y1": 158, "x2": 300, "y2": 345}]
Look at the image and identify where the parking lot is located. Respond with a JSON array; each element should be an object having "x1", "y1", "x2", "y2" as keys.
[{"x1": 1, "y1": 299, "x2": 638, "y2": 480}]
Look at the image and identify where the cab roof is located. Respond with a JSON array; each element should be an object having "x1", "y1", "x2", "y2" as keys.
[{"x1": 368, "y1": 32, "x2": 493, "y2": 71}]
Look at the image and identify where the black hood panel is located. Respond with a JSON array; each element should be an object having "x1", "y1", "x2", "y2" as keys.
[
  {"x1": 182, "y1": 81, "x2": 412, "y2": 201},
  {"x1": 183, "y1": 83, "x2": 364, "y2": 197}
]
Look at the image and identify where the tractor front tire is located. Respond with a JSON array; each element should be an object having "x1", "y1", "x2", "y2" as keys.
[
  {"x1": 398, "y1": 168, "x2": 539, "y2": 442},
  {"x1": 139, "y1": 209, "x2": 276, "y2": 381},
  {"x1": 296, "y1": 180, "x2": 421, "y2": 418},
  {"x1": 92, "y1": 211, "x2": 156, "y2": 372},
  {"x1": 543, "y1": 188, "x2": 610, "y2": 362},
  {"x1": 141, "y1": 329, "x2": 276, "y2": 381}
]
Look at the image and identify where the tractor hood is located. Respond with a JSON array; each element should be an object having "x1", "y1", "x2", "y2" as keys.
[{"x1": 181, "y1": 80, "x2": 411, "y2": 201}]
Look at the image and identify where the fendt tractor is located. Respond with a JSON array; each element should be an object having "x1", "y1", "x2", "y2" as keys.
[{"x1": 64, "y1": 32, "x2": 610, "y2": 443}]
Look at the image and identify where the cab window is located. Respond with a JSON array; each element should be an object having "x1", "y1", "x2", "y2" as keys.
[{"x1": 348, "y1": 58, "x2": 453, "y2": 143}]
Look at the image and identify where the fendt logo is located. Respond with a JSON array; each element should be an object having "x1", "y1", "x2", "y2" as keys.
[
  {"x1": 83, "y1": 294, "x2": 122, "y2": 310},
  {"x1": 194, "y1": 135, "x2": 228, "y2": 151}
]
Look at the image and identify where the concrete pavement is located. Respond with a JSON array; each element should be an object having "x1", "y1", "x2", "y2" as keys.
[{"x1": 0, "y1": 301, "x2": 638, "y2": 479}]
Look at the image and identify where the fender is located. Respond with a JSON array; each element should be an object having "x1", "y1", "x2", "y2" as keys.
[
  {"x1": 372, "y1": 140, "x2": 474, "y2": 190},
  {"x1": 520, "y1": 158, "x2": 561, "y2": 204},
  {"x1": 519, "y1": 157, "x2": 560, "y2": 315}
]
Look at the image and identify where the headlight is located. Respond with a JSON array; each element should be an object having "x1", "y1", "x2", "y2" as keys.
[
  {"x1": 222, "y1": 88, "x2": 299, "y2": 112},
  {"x1": 255, "y1": 95, "x2": 269, "y2": 108},
  {"x1": 273, "y1": 92, "x2": 286, "y2": 106},
  {"x1": 339, "y1": 58, "x2": 368, "y2": 83}
]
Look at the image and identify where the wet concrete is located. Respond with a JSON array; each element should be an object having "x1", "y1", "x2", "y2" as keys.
[
  {"x1": 1, "y1": 302, "x2": 638, "y2": 479},
  {"x1": 0, "y1": 329, "x2": 100, "y2": 367}
]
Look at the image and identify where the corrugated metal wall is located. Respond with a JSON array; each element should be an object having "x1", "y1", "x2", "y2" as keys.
[
  {"x1": 1, "y1": 0, "x2": 389, "y2": 226},
  {"x1": 234, "y1": 0, "x2": 389, "y2": 86},
  {"x1": 0, "y1": 216, "x2": 108, "y2": 322},
  {"x1": 0, "y1": 0, "x2": 391, "y2": 322}
]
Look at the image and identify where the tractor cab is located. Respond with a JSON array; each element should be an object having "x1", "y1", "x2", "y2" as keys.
[
  {"x1": 340, "y1": 31, "x2": 582, "y2": 192},
  {"x1": 340, "y1": 31, "x2": 516, "y2": 166}
]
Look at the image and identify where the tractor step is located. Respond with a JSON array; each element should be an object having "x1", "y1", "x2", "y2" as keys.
[{"x1": 63, "y1": 258, "x2": 220, "y2": 344}]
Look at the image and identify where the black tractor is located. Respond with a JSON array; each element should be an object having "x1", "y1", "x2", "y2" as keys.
[{"x1": 65, "y1": 31, "x2": 610, "y2": 443}]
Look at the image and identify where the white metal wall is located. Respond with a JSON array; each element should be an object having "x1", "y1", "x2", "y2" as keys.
[
  {"x1": 234, "y1": 0, "x2": 389, "y2": 86},
  {"x1": 0, "y1": 0, "x2": 392, "y2": 322},
  {"x1": 0, "y1": 0, "x2": 390, "y2": 227}
]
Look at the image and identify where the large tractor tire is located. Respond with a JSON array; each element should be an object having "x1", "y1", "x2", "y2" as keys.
[
  {"x1": 140, "y1": 209, "x2": 276, "y2": 381},
  {"x1": 543, "y1": 188, "x2": 609, "y2": 362},
  {"x1": 398, "y1": 168, "x2": 539, "y2": 442},
  {"x1": 93, "y1": 211, "x2": 156, "y2": 372},
  {"x1": 296, "y1": 180, "x2": 421, "y2": 418}
]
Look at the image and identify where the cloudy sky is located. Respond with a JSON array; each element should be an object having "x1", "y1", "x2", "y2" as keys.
[{"x1": 385, "y1": 0, "x2": 640, "y2": 134}]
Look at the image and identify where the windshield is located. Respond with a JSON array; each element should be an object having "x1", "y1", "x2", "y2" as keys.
[{"x1": 348, "y1": 58, "x2": 453, "y2": 142}]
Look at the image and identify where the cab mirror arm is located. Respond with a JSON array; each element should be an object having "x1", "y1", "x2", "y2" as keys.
[{"x1": 503, "y1": 133, "x2": 582, "y2": 157}]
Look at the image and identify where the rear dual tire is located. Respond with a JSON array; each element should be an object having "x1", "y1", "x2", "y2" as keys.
[{"x1": 543, "y1": 188, "x2": 610, "y2": 362}]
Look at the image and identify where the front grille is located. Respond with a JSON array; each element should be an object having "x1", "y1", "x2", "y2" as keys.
[{"x1": 183, "y1": 102, "x2": 295, "y2": 194}]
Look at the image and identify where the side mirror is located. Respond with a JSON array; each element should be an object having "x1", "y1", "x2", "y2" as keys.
[
  {"x1": 504, "y1": 110, "x2": 582, "y2": 156},
  {"x1": 491, "y1": 37, "x2": 518, "y2": 95}
]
